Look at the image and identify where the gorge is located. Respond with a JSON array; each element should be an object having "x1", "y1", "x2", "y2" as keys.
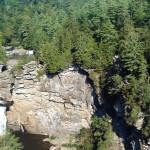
[
  {"x1": 0, "y1": 59, "x2": 149, "y2": 150},
  {"x1": 1, "y1": 0, "x2": 150, "y2": 149}
]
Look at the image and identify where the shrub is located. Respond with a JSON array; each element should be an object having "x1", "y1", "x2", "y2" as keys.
[
  {"x1": 89, "y1": 71, "x2": 100, "y2": 89},
  {"x1": 77, "y1": 128, "x2": 94, "y2": 150},
  {"x1": 49, "y1": 135, "x2": 57, "y2": 140},
  {"x1": 36, "y1": 68, "x2": 45, "y2": 79},
  {"x1": 62, "y1": 143, "x2": 77, "y2": 148},
  {"x1": 0, "y1": 47, "x2": 7, "y2": 63},
  {"x1": 0, "y1": 131, "x2": 23, "y2": 150},
  {"x1": 11, "y1": 55, "x2": 35, "y2": 73},
  {"x1": 92, "y1": 115, "x2": 114, "y2": 150}
]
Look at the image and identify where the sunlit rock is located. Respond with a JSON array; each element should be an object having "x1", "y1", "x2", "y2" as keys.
[{"x1": 7, "y1": 61, "x2": 95, "y2": 144}]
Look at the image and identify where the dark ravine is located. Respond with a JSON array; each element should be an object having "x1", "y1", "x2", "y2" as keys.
[{"x1": 102, "y1": 93, "x2": 150, "y2": 150}]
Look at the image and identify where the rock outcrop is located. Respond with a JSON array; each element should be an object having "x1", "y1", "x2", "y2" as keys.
[
  {"x1": 0, "y1": 69, "x2": 13, "y2": 101},
  {"x1": 7, "y1": 61, "x2": 95, "y2": 144}
]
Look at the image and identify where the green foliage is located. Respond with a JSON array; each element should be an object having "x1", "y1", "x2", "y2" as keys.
[
  {"x1": 0, "y1": 32, "x2": 7, "y2": 63},
  {"x1": 49, "y1": 135, "x2": 57, "y2": 140},
  {"x1": 125, "y1": 105, "x2": 141, "y2": 125},
  {"x1": 92, "y1": 115, "x2": 114, "y2": 150},
  {"x1": 121, "y1": 26, "x2": 148, "y2": 79},
  {"x1": 0, "y1": 32, "x2": 4, "y2": 45},
  {"x1": 39, "y1": 40, "x2": 72, "y2": 73},
  {"x1": 89, "y1": 71, "x2": 100, "y2": 88},
  {"x1": 77, "y1": 115, "x2": 114, "y2": 150},
  {"x1": 62, "y1": 143, "x2": 77, "y2": 148},
  {"x1": 77, "y1": 128, "x2": 94, "y2": 150},
  {"x1": 0, "y1": 131, "x2": 23, "y2": 150},
  {"x1": 0, "y1": 47, "x2": 7, "y2": 63},
  {"x1": 11, "y1": 55, "x2": 35, "y2": 73},
  {"x1": 36, "y1": 68, "x2": 45, "y2": 78},
  {"x1": 108, "y1": 74, "x2": 123, "y2": 94}
]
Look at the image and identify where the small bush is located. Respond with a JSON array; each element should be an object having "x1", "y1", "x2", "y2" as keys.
[
  {"x1": 89, "y1": 71, "x2": 100, "y2": 87},
  {"x1": 36, "y1": 68, "x2": 45, "y2": 78},
  {"x1": 49, "y1": 135, "x2": 57, "y2": 140},
  {"x1": 92, "y1": 115, "x2": 114, "y2": 150},
  {"x1": 62, "y1": 143, "x2": 77, "y2": 148},
  {"x1": 77, "y1": 128, "x2": 94, "y2": 150},
  {"x1": 0, "y1": 131, "x2": 23, "y2": 150},
  {"x1": 11, "y1": 55, "x2": 35, "y2": 73},
  {"x1": 0, "y1": 47, "x2": 7, "y2": 63}
]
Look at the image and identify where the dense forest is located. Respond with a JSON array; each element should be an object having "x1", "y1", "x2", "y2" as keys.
[{"x1": 0, "y1": 0, "x2": 150, "y2": 149}]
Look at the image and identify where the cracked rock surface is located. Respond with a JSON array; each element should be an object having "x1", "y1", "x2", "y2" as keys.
[{"x1": 6, "y1": 61, "x2": 94, "y2": 144}]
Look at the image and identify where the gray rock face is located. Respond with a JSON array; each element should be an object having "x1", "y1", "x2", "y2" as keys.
[
  {"x1": 7, "y1": 61, "x2": 94, "y2": 144},
  {"x1": 0, "y1": 70, "x2": 13, "y2": 101}
]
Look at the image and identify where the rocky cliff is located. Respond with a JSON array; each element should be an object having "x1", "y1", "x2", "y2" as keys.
[
  {"x1": 0, "y1": 67, "x2": 13, "y2": 101},
  {"x1": 1, "y1": 60, "x2": 149, "y2": 149},
  {"x1": 5, "y1": 61, "x2": 95, "y2": 144}
]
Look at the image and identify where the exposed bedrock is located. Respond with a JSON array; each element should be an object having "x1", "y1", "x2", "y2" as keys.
[
  {"x1": 6, "y1": 61, "x2": 95, "y2": 144},
  {"x1": 1, "y1": 60, "x2": 149, "y2": 149}
]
